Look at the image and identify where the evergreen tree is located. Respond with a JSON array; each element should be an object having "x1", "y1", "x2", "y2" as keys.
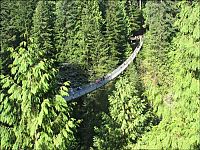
[
  {"x1": 80, "y1": 1, "x2": 142, "y2": 148},
  {"x1": 31, "y1": 1, "x2": 56, "y2": 58},
  {"x1": 0, "y1": 38, "x2": 77, "y2": 149},
  {"x1": 82, "y1": 0, "x2": 110, "y2": 78},
  {"x1": 93, "y1": 65, "x2": 156, "y2": 149},
  {"x1": 1, "y1": 0, "x2": 37, "y2": 74},
  {"x1": 1, "y1": 0, "x2": 198, "y2": 149},
  {"x1": 134, "y1": 1, "x2": 200, "y2": 149},
  {"x1": 125, "y1": 0, "x2": 141, "y2": 35},
  {"x1": 1, "y1": 1, "x2": 78, "y2": 149},
  {"x1": 74, "y1": 1, "x2": 112, "y2": 148},
  {"x1": 104, "y1": 0, "x2": 140, "y2": 65},
  {"x1": 55, "y1": 0, "x2": 82, "y2": 63},
  {"x1": 137, "y1": 0, "x2": 178, "y2": 116},
  {"x1": 54, "y1": 0, "x2": 68, "y2": 61},
  {"x1": 104, "y1": 0, "x2": 128, "y2": 64}
]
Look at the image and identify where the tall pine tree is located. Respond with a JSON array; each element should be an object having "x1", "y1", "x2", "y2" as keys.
[
  {"x1": 31, "y1": 1, "x2": 56, "y2": 59},
  {"x1": 0, "y1": 38, "x2": 78, "y2": 149},
  {"x1": 93, "y1": 65, "x2": 157, "y2": 149},
  {"x1": 1, "y1": 1, "x2": 78, "y2": 149},
  {"x1": 134, "y1": 1, "x2": 199, "y2": 149}
]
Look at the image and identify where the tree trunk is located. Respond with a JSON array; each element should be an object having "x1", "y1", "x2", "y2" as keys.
[{"x1": 139, "y1": 0, "x2": 142, "y2": 10}]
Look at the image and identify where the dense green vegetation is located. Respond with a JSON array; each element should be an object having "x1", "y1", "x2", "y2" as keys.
[{"x1": 1, "y1": 0, "x2": 199, "y2": 149}]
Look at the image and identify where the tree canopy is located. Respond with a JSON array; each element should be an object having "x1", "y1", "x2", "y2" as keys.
[{"x1": 1, "y1": 0, "x2": 199, "y2": 149}]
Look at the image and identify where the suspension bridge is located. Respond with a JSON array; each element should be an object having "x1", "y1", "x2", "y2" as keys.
[{"x1": 64, "y1": 35, "x2": 143, "y2": 101}]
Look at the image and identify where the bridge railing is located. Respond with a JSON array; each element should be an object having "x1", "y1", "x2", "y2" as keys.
[{"x1": 64, "y1": 36, "x2": 143, "y2": 101}]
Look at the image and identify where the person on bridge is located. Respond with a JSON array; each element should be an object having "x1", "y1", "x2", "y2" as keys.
[
  {"x1": 96, "y1": 79, "x2": 100, "y2": 83},
  {"x1": 69, "y1": 88, "x2": 75, "y2": 98},
  {"x1": 69, "y1": 88, "x2": 74, "y2": 94},
  {"x1": 77, "y1": 87, "x2": 82, "y2": 91},
  {"x1": 105, "y1": 73, "x2": 111, "y2": 79},
  {"x1": 76, "y1": 87, "x2": 82, "y2": 95}
]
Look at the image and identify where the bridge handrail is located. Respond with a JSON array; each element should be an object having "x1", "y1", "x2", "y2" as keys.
[{"x1": 64, "y1": 36, "x2": 143, "y2": 101}]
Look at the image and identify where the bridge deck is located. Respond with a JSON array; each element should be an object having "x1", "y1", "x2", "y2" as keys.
[{"x1": 64, "y1": 36, "x2": 143, "y2": 101}]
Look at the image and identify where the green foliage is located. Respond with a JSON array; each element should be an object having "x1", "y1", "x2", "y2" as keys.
[
  {"x1": 134, "y1": 1, "x2": 200, "y2": 149},
  {"x1": 31, "y1": 1, "x2": 56, "y2": 57},
  {"x1": 54, "y1": 0, "x2": 68, "y2": 60},
  {"x1": 125, "y1": 0, "x2": 141, "y2": 35},
  {"x1": 137, "y1": 0, "x2": 178, "y2": 115},
  {"x1": 71, "y1": 1, "x2": 113, "y2": 148},
  {"x1": 70, "y1": 1, "x2": 142, "y2": 149},
  {"x1": 0, "y1": 38, "x2": 77, "y2": 149},
  {"x1": 2, "y1": 0, "x2": 198, "y2": 149},
  {"x1": 0, "y1": 0, "x2": 37, "y2": 74},
  {"x1": 84, "y1": 1, "x2": 111, "y2": 79},
  {"x1": 104, "y1": 0, "x2": 134, "y2": 64},
  {"x1": 93, "y1": 65, "x2": 156, "y2": 149},
  {"x1": 55, "y1": 0, "x2": 82, "y2": 63}
]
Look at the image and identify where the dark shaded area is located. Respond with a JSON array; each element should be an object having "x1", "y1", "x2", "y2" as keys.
[
  {"x1": 0, "y1": 121, "x2": 14, "y2": 128},
  {"x1": 57, "y1": 63, "x2": 91, "y2": 149},
  {"x1": 57, "y1": 63, "x2": 90, "y2": 88},
  {"x1": 57, "y1": 62, "x2": 118, "y2": 149},
  {"x1": 193, "y1": 144, "x2": 200, "y2": 150},
  {"x1": 76, "y1": 81, "x2": 117, "y2": 150},
  {"x1": 132, "y1": 27, "x2": 146, "y2": 37}
]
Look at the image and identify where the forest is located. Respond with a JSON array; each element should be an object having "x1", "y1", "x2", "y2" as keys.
[{"x1": 0, "y1": 0, "x2": 199, "y2": 149}]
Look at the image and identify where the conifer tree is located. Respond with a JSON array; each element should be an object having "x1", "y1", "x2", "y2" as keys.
[
  {"x1": 0, "y1": 38, "x2": 77, "y2": 149},
  {"x1": 134, "y1": 1, "x2": 199, "y2": 149},
  {"x1": 54, "y1": 0, "x2": 68, "y2": 61},
  {"x1": 137, "y1": 1, "x2": 178, "y2": 116},
  {"x1": 79, "y1": 1, "x2": 142, "y2": 148},
  {"x1": 55, "y1": 0, "x2": 82, "y2": 63},
  {"x1": 74, "y1": 1, "x2": 112, "y2": 148},
  {"x1": 83, "y1": 0, "x2": 110, "y2": 78},
  {"x1": 104, "y1": 0, "x2": 129, "y2": 64},
  {"x1": 1, "y1": 1, "x2": 78, "y2": 149},
  {"x1": 31, "y1": 1, "x2": 56, "y2": 58},
  {"x1": 93, "y1": 65, "x2": 156, "y2": 149},
  {"x1": 125, "y1": 0, "x2": 141, "y2": 35},
  {"x1": 2, "y1": 0, "x2": 198, "y2": 149},
  {"x1": 104, "y1": 0, "x2": 141, "y2": 67},
  {"x1": 1, "y1": 0, "x2": 37, "y2": 74}
]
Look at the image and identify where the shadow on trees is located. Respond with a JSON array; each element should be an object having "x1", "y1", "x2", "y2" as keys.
[
  {"x1": 77, "y1": 80, "x2": 117, "y2": 149},
  {"x1": 57, "y1": 62, "x2": 115, "y2": 149},
  {"x1": 57, "y1": 63, "x2": 90, "y2": 88}
]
